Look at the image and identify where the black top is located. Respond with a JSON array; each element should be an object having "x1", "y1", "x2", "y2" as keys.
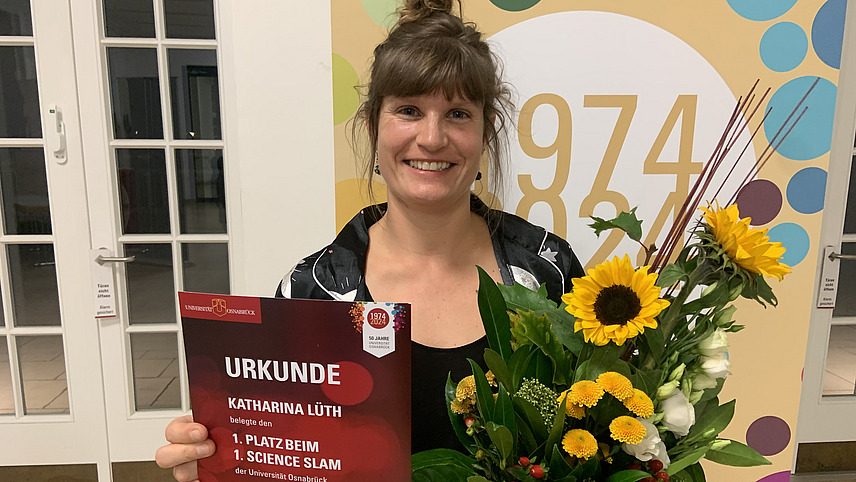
[
  {"x1": 277, "y1": 197, "x2": 584, "y2": 453},
  {"x1": 411, "y1": 337, "x2": 490, "y2": 453}
]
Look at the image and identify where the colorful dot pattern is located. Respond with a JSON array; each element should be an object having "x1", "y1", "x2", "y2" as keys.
[{"x1": 724, "y1": 3, "x2": 844, "y2": 479}]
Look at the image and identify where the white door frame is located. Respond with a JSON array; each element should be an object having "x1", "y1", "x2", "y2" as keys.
[
  {"x1": 796, "y1": 2, "x2": 856, "y2": 445},
  {"x1": 0, "y1": 0, "x2": 111, "y2": 478}
]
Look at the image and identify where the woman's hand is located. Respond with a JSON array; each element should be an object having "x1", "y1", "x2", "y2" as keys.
[{"x1": 155, "y1": 415, "x2": 216, "y2": 482}]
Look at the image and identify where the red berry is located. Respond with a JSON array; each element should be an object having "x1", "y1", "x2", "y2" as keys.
[
  {"x1": 628, "y1": 463, "x2": 642, "y2": 471},
  {"x1": 519, "y1": 456, "x2": 530, "y2": 467},
  {"x1": 650, "y1": 460, "x2": 664, "y2": 472},
  {"x1": 529, "y1": 464, "x2": 544, "y2": 479},
  {"x1": 464, "y1": 417, "x2": 476, "y2": 427},
  {"x1": 656, "y1": 471, "x2": 669, "y2": 481},
  {"x1": 642, "y1": 478, "x2": 656, "y2": 482}
]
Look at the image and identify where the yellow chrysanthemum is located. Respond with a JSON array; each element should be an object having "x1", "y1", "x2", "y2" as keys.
[
  {"x1": 622, "y1": 389, "x2": 655, "y2": 418},
  {"x1": 450, "y1": 398, "x2": 472, "y2": 414},
  {"x1": 563, "y1": 255, "x2": 670, "y2": 346},
  {"x1": 701, "y1": 203, "x2": 790, "y2": 280},
  {"x1": 567, "y1": 401, "x2": 586, "y2": 419},
  {"x1": 596, "y1": 371, "x2": 634, "y2": 401},
  {"x1": 485, "y1": 370, "x2": 497, "y2": 387},
  {"x1": 562, "y1": 429, "x2": 599, "y2": 459},
  {"x1": 455, "y1": 375, "x2": 476, "y2": 400},
  {"x1": 609, "y1": 416, "x2": 647, "y2": 444},
  {"x1": 556, "y1": 390, "x2": 587, "y2": 418},
  {"x1": 567, "y1": 380, "x2": 604, "y2": 408}
]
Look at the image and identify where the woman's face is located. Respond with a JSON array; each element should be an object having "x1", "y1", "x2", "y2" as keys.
[{"x1": 375, "y1": 92, "x2": 485, "y2": 211}]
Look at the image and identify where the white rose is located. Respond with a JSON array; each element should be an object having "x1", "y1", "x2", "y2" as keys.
[
  {"x1": 692, "y1": 373, "x2": 718, "y2": 390},
  {"x1": 660, "y1": 390, "x2": 695, "y2": 437},
  {"x1": 698, "y1": 329, "x2": 728, "y2": 357},
  {"x1": 700, "y1": 352, "x2": 731, "y2": 379},
  {"x1": 622, "y1": 419, "x2": 670, "y2": 468}
]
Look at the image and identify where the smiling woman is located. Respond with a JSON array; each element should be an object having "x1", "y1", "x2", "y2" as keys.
[{"x1": 155, "y1": 0, "x2": 585, "y2": 478}]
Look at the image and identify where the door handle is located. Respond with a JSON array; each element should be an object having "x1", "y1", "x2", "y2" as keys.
[
  {"x1": 828, "y1": 252, "x2": 856, "y2": 261},
  {"x1": 95, "y1": 254, "x2": 136, "y2": 265},
  {"x1": 47, "y1": 104, "x2": 67, "y2": 163}
]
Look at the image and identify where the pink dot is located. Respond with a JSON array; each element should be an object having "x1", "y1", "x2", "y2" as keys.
[
  {"x1": 736, "y1": 179, "x2": 782, "y2": 225},
  {"x1": 746, "y1": 416, "x2": 791, "y2": 456},
  {"x1": 756, "y1": 470, "x2": 792, "y2": 482}
]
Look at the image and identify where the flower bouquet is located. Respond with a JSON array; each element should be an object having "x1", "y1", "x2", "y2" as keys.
[{"x1": 411, "y1": 82, "x2": 808, "y2": 482}]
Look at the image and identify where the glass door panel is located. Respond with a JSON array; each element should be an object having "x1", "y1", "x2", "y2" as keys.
[{"x1": 95, "y1": 0, "x2": 229, "y2": 463}]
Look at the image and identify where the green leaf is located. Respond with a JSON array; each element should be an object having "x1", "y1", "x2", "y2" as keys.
[
  {"x1": 495, "y1": 384, "x2": 517, "y2": 441},
  {"x1": 605, "y1": 470, "x2": 652, "y2": 482},
  {"x1": 544, "y1": 395, "x2": 567, "y2": 461},
  {"x1": 477, "y1": 266, "x2": 513, "y2": 361},
  {"x1": 524, "y1": 348, "x2": 553, "y2": 385},
  {"x1": 755, "y1": 275, "x2": 778, "y2": 307},
  {"x1": 509, "y1": 344, "x2": 533, "y2": 392},
  {"x1": 411, "y1": 448, "x2": 476, "y2": 471},
  {"x1": 672, "y1": 462, "x2": 706, "y2": 482},
  {"x1": 589, "y1": 207, "x2": 643, "y2": 242},
  {"x1": 510, "y1": 310, "x2": 573, "y2": 385},
  {"x1": 569, "y1": 452, "x2": 601, "y2": 478},
  {"x1": 640, "y1": 328, "x2": 666, "y2": 364},
  {"x1": 412, "y1": 448, "x2": 477, "y2": 481},
  {"x1": 667, "y1": 445, "x2": 710, "y2": 475},
  {"x1": 498, "y1": 282, "x2": 558, "y2": 312},
  {"x1": 687, "y1": 399, "x2": 735, "y2": 441},
  {"x1": 512, "y1": 396, "x2": 549, "y2": 441},
  {"x1": 468, "y1": 359, "x2": 496, "y2": 422},
  {"x1": 483, "y1": 348, "x2": 512, "y2": 393},
  {"x1": 704, "y1": 440, "x2": 771, "y2": 467},
  {"x1": 549, "y1": 307, "x2": 584, "y2": 356},
  {"x1": 485, "y1": 421, "x2": 515, "y2": 464},
  {"x1": 515, "y1": 412, "x2": 538, "y2": 454},
  {"x1": 657, "y1": 263, "x2": 686, "y2": 287},
  {"x1": 466, "y1": 477, "x2": 491, "y2": 482},
  {"x1": 583, "y1": 342, "x2": 625, "y2": 380},
  {"x1": 549, "y1": 444, "x2": 574, "y2": 478},
  {"x1": 628, "y1": 369, "x2": 662, "y2": 398},
  {"x1": 445, "y1": 374, "x2": 476, "y2": 454},
  {"x1": 698, "y1": 377, "x2": 725, "y2": 403}
]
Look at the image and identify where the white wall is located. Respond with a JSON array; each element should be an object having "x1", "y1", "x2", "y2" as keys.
[{"x1": 219, "y1": 1, "x2": 336, "y2": 296}]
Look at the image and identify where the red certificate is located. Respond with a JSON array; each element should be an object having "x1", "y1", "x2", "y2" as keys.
[{"x1": 179, "y1": 292, "x2": 411, "y2": 481}]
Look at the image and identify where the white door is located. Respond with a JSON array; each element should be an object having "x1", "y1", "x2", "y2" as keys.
[
  {"x1": 71, "y1": 0, "x2": 233, "y2": 462},
  {"x1": 796, "y1": 7, "x2": 856, "y2": 445},
  {"x1": 0, "y1": 0, "x2": 111, "y2": 478}
]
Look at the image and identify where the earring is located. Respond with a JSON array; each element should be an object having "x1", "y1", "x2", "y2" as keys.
[
  {"x1": 475, "y1": 171, "x2": 482, "y2": 181},
  {"x1": 374, "y1": 153, "x2": 381, "y2": 176}
]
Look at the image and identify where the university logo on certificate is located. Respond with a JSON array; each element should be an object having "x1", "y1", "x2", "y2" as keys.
[{"x1": 179, "y1": 292, "x2": 411, "y2": 481}]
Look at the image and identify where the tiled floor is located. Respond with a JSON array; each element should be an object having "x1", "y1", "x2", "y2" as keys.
[{"x1": 824, "y1": 325, "x2": 856, "y2": 396}]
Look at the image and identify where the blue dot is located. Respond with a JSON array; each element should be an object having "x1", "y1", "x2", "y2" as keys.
[
  {"x1": 726, "y1": 0, "x2": 797, "y2": 21},
  {"x1": 760, "y1": 22, "x2": 808, "y2": 72},
  {"x1": 787, "y1": 167, "x2": 827, "y2": 214},
  {"x1": 812, "y1": 0, "x2": 847, "y2": 69},
  {"x1": 764, "y1": 77, "x2": 837, "y2": 161},
  {"x1": 767, "y1": 223, "x2": 810, "y2": 266}
]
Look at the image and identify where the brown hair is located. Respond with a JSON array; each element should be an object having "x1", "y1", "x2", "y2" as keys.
[{"x1": 351, "y1": 0, "x2": 512, "y2": 207}]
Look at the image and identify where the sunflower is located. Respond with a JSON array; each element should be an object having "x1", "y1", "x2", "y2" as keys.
[
  {"x1": 562, "y1": 255, "x2": 670, "y2": 346},
  {"x1": 609, "y1": 416, "x2": 647, "y2": 444},
  {"x1": 623, "y1": 389, "x2": 655, "y2": 418},
  {"x1": 562, "y1": 429, "x2": 599, "y2": 459},
  {"x1": 700, "y1": 203, "x2": 790, "y2": 280},
  {"x1": 597, "y1": 371, "x2": 634, "y2": 401}
]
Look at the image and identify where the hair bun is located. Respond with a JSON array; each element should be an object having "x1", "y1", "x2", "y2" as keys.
[{"x1": 397, "y1": 0, "x2": 457, "y2": 26}]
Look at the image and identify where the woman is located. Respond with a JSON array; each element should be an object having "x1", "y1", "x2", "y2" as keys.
[{"x1": 156, "y1": 1, "x2": 583, "y2": 478}]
